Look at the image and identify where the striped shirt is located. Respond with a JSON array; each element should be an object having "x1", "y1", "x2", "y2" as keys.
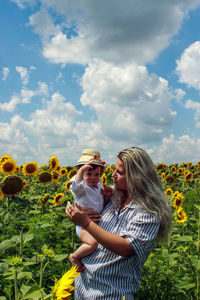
[{"x1": 74, "y1": 199, "x2": 160, "y2": 299}]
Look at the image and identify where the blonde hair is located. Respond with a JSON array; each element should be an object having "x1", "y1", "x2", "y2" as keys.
[{"x1": 114, "y1": 147, "x2": 172, "y2": 242}]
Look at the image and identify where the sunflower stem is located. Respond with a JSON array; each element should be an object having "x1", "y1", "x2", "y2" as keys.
[
  {"x1": 39, "y1": 258, "x2": 43, "y2": 290},
  {"x1": 197, "y1": 208, "x2": 200, "y2": 299},
  {"x1": 19, "y1": 229, "x2": 23, "y2": 257},
  {"x1": 14, "y1": 269, "x2": 18, "y2": 300}
]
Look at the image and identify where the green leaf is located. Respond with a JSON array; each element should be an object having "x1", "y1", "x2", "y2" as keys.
[
  {"x1": 0, "y1": 262, "x2": 9, "y2": 273},
  {"x1": 53, "y1": 254, "x2": 68, "y2": 261},
  {"x1": 23, "y1": 233, "x2": 34, "y2": 243},
  {"x1": 194, "y1": 204, "x2": 200, "y2": 210},
  {"x1": 0, "y1": 297, "x2": 7, "y2": 300},
  {"x1": 0, "y1": 239, "x2": 16, "y2": 252},
  {"x1": 5, "y1": 271, "x2": 32, "y2": 280},
  {"x1": 40, "y1": 223, "x2": 52, "y2": 228},
  {"x1": 172, "y1": 235, "x2": 193, "y2": 242},
  {"x1": 20, "y1": 284, "x2": 42, "y2": 299},
  {"x1": 175, "y1": 282, "x2": 195, "y2": 290}
]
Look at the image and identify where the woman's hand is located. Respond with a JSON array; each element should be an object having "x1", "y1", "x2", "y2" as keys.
[
  {"x1": 82, "y1": 207, "x2": 102, "y2": 223},
  {"x1": 66, "y1": 202, "x2": 90, "y2": 227}
]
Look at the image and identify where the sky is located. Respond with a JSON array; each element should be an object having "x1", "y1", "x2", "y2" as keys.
[{"x1": 1, "y1": 0, "x2": 200, "y2": 166}]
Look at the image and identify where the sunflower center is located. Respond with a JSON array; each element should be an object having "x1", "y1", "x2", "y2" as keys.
[
  {"x1": 26, "y1": 164, "x2": 36, "y2": 173},
  {"x1": 55, "y1": 195, "x2": 62, "y2": 202},
  {"x1": 51, "y1": 160, "x2": 57, "y2": 169},
  {"x1": 176, "y1": 199, "x2": 182, "y2": 206},
  {"x1": 4, "y1": 162, "x2": 14, "y2": 172}
]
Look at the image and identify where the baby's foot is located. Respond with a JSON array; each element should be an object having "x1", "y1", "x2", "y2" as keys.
[{"x1": 69, "y1": 253, "x2": 86, "y2": 272}]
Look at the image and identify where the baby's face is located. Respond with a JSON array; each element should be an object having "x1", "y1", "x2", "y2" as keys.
[{"x1": 83, "y1": 166, "x2": 101, "y2": 187}]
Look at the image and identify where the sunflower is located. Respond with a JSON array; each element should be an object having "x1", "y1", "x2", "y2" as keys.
[
  {"x1": 0, "y1": 189, "x2": 4, "y2": 200},
  {"x1": 105, "y1": 166, "x2": 112, "y2": 173},
  {"x1": 156, "y1": 163, "x2": 165, "y2": 170},
  {"x1": 53, "y1": 266, "x2": 80, "y2": 300},
  {"x1": 184, "y1": 172, "x2": 193, "y2": 182},
  {"x1": 56, "y1": 165, "x2": 61, "y2": 172},
  {"x1": 0, "y1": 154, "x2": 12, "y2": 165},
  {"x1": 184, "y1": 169, "x2": 190, "y2": 176},
  {"x1": 15, "y1": 166, "x2": 20, "y2": 174},
  {"x1": 53, "y1": 193, "x2": 65, "y2": 206},
  {"x1": 41, "y1": 194, "x2": 50, "y2": 207},
  {"x1": 39, "y1": 172, "x2": 52, "y2": 183},
  {"x1": 161, "y1": 172, "x2": 165, "y2": 180},
  {"x1": 175, "y1": 208, "x2": 188, "y2": 224},
  {"x1": 165, "y1": 174, "x2": 175, "y2": 185},
  {"x1": 173, "y1": 196, "x2": 183, "y2": 209},
  {"x1": 23, "y1": 162, "x2": 38, "y2": 176},
  {"x1": 22, "y1": 180, "x2": 28, "y2": 187},
  {"x1": 173, "y1": 190, "x2": 180, "y2": 198},
  {"x1": 187, "y1": 162, "x2": 193, "y2": 167},
  {"x1": 49, "y1": 155, "x2": 59, "y2": 170},
  {"x1": 52, "y1": 172, "x2": 60, "y2": 183},
  {"x1": 180, "y1": 162, "x2": 187, "y2": 168},
  {"x1": 65, "y1": 181, "x2": 72, "y2": 191},
  {"x1": 67, "y1": 169, "x2": 77, "y2": 180},
  {"x1": 165, "y1": 188, "x2": 173, "y2": 196},
  {"x1": 0, "y1": 159, "x2": 17, "y2": 175},
  {"x1": 171, "y1": 166, "x2": 176, "y2": 173},
  {"x1": 1, "y1": 175, "x2": 24, "y2": 196},
  {"x1": 60, "y1": 168, "x2": 68, "y2": 176},
  {"x1": 177, "y1": 168, "x2": 184, "y2": 175},
  {"x1": 101, "y1": 173, "x2": 107, "y2": 186}
]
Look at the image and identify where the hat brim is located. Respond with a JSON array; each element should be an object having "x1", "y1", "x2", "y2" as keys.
[{"x1": 75, "y1": 155, "x2": 104, "y2": 167}]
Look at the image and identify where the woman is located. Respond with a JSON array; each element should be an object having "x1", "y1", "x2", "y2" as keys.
[{"x1": 66, "y1": 147, "x2": 172, "y2": 299}]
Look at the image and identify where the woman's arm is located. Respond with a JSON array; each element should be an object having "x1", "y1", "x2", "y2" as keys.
[{"x1": 66, "y1": 202, "x2": 133, "y2": 257}]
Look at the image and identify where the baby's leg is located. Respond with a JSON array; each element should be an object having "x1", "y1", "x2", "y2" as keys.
[{"x1": 69, "y1": 229, "x2": 98, "y2": 272}]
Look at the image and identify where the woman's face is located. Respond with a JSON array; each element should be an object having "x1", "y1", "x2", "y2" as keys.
[{"x1": 112, "y1": 158, "x2": 128, "y2": 191}]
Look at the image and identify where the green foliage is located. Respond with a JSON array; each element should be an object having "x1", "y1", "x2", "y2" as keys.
[{"x1": 0, "y1": 161, "x2": 200, "y2": 299}]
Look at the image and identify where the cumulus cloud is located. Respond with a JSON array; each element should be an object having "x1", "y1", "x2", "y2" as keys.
[
  {"x1": 0, "y1": 82, "x2": 49, "y2": 112},
  {"x1": 150, "y1": 134, "x2": 200, "y2": 164},
  {"x1": 176, "y1": 41, "x2": 200, "y2": 91},
  {"x1": 28, "y1": 0, "x2": 200, "y2": 65},
  {"x1": 2, "y1": 67, "x2": 9, "y2": 80},
  {"x1": 16, "y1": 66, "x2": 29, "y2": 85},
  {"x1": 0, "y1": 91, "x2": 83, "y2": 164},
  {"x1": 185, "y1": 99, "x2": 200, "y2": 127},
  {"x1": 80, "y1": 60, "x2": 176, "y2": 143}
]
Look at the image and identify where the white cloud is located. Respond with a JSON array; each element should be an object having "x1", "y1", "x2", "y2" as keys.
[
  {"x1": 0, "y1": 95, "x2": 20, "y2": 112},
  {"x1": 174, "y1": 88, "x2": 186, "y2": 102},
  {"x1": 11, "y1": 0, "x2": 36, "y2": 9},
  {"x1": 150, "y1": 134, "x2": 200, "y2": 164},
  {"x1": 16, "y1": 66, "x2": 29, "y2": 85},
  {"x1": 80, "y1": 60, "x2": 175, "y2": 143},
  {"x1": 2, "y1": 67, "x2": 9, "y2": 80},
  {"x1": 29, "y1": 0, "x2": 200, "y2": 65},
  {"x1": 185, "y1": 99, "x2": 200, "y2": 127},
  {"x1": 0, "y1": 82, "x2": 49, "y2": 112},
  {"x1": 176, "y1": 41, "x2": 200, "y2": 91}
]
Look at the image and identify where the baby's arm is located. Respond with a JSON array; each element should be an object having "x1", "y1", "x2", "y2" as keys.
[{"x1": 75, "y1": 163, "x2": 93, "y2": 184}]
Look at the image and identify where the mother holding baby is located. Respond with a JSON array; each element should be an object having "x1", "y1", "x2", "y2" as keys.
[{"x1": 66, "y1": 147, "x2": 172, "y2": 299}]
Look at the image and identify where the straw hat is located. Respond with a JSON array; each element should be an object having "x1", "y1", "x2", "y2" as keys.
[{"x1": 75, "y1": 149, "x2": 105, "y2": 167}]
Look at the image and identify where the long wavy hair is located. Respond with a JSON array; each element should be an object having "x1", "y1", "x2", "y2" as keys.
[{"x1": 113, "y1": 147, "x2": 172, "y2": 242}]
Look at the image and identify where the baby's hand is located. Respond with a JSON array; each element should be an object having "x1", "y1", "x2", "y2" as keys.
[{"x1": 102, "y1": 186, "x2": 113, "y2": 203}]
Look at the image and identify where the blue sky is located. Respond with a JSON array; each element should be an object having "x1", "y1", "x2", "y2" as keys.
[{"x1": 1, "y1": 0, "x2": 200, "y2": 166}]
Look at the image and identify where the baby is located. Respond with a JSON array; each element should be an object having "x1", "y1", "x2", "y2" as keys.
[{"x1": 69, "y1": 149, "x2": 112, "y2": 271}]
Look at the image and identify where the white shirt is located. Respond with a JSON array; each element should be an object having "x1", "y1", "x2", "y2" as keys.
[{"x1": 70, "y1": 176, "x2": 104, "y2": 213}]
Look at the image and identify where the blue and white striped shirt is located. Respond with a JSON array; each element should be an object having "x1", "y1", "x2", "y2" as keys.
[{"x1": 74, "y1": 199, "x2": 159, "y2": 300}]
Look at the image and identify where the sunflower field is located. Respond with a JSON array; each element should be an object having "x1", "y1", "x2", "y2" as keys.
[{"x1": 0, "y1": 155, "x2": 199, "y2": 299}]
